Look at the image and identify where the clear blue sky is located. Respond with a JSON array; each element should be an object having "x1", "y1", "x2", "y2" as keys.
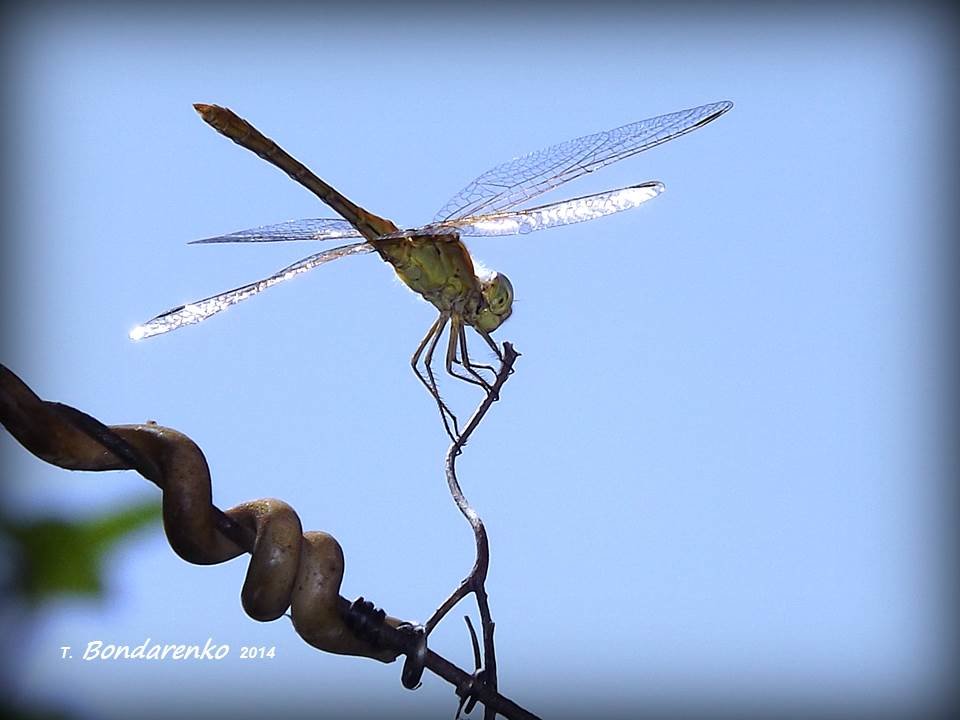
[{"x1": 2, "y1": 4, "x2": 954, "y2": 719}]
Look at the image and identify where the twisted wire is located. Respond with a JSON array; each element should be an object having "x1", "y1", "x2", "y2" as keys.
[
  {"x1": 0, "y1": 363, "x2": 406, "y2": 661},
  {"x1": 0, "y1": 363, "x2": 539, "y2": 719}
]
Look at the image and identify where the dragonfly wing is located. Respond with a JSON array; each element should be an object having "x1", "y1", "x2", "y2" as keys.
[
  {"x1": 435, "y1": 182, "x2": 664, "y2": 237},
  {"x1": 190, "y1": 218, "x2": 364, "y2": 244},
  {"x1": 129, "y1": 242, "x2": 375, "y2": 340},
  {"x1": 434, "y1": 100, "x2": 732, "y2": 222}
]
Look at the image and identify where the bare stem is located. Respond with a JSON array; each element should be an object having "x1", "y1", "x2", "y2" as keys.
[{"x1": 424, "y1": 343, "x2": 521, "y2": 719}]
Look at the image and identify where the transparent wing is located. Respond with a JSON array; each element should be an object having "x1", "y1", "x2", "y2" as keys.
[
  {"x1": 129, "y1": 242, "x2": 375, "y2": 340},
  {"x1": 434, "y1": 100, "x2": 733, "y2": 222},
  {"x1": 190, "y1": 218, "x2": 363, "y2": 244},
  {"x1": 429, "y1": 182, "x2": 663, "y2": 237}
]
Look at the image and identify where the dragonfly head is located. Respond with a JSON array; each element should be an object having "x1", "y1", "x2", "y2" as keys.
[{"x1": 475, "y1": 271, "x2": 514, "y2": 332}]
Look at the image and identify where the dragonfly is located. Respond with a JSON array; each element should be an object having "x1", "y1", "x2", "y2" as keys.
[{"x1": 131, "y1": 100, "x2": 733, "y2": 439}]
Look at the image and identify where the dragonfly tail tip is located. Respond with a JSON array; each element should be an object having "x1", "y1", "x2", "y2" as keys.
[{"x1": 193, "y1": 103, "x2": 218, "y2": 121}]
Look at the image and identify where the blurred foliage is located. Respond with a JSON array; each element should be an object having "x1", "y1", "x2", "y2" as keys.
[{"x1": 1, "y1": 499, "x2": 161, "y2": 604}]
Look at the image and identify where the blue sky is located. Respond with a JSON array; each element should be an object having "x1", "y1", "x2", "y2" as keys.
[{"x1": 2, "y1": 4, "x2": 954, "y2": 718}]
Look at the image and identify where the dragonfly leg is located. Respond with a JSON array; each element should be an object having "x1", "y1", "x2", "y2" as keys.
[
  {"x1": 411, "y1": 314, "x2": 459, "y2": 440},
  {"x1": 425, "y1": 317, "x2": 462, "y2": 440},
  {"x1": 451, "y1": 352, "x2": 498, "y2": 378},
  {"x1": 445, "y1": 316, "x2": 493, "y2": 393},
  {"x1": 454, "y1": 323, "x2": 498, "y2": 383},
  {"x1": 453, "y1": 356, "x2": 498, "y2": 384},
  {"x1": 475, "y1": 327, "x2": 504, "y2": 363},
  {"x1": 475, "y1": 327, "x2": 514, "y2": 376}
]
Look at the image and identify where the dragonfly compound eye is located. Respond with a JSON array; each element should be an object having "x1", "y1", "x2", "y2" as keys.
[
  {"x1": 475, "y1": 272, "x2": 514, "y2": 332},
  {"x1": 483, "y1": 272, "x2": 513, "y2": 315}
]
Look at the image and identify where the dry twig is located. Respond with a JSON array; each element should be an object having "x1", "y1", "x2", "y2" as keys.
[{"x1": 425, "y1": 343, "x2": 522, "y2": 719}]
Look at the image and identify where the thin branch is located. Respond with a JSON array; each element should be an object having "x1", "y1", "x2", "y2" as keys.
[
  {"x1": 424, "y1": 343, "x2": 523, "y2": 719},
  {"x1": 425, "y1": 342, "x2": 519, "y2": 632}
]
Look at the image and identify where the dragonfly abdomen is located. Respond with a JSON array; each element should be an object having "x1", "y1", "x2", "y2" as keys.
[{"x1": 194, "y1": 104, "x2": 399, "y2": 243}]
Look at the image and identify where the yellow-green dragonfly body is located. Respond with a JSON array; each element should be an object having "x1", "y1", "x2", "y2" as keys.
[{"x1": 131, "y1": 101, "x2": 733, "y2": 438}]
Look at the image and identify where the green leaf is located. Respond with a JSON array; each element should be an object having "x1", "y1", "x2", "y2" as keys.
[{"x1": 1, "y1": 499, "x2": 161, "y2": 604}]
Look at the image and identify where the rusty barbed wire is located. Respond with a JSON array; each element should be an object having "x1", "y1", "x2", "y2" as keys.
[{"x1": 0, "y1": 362, "x2": 539, "y2": 720}]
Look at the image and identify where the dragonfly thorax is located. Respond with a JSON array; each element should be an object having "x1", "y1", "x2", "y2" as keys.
[
  {"x1": 373, "y1": 233, "x2": 503, "y2": 325},
  {"x1": 375, "y1": 233, "x2": 514, "y2": 332}
]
